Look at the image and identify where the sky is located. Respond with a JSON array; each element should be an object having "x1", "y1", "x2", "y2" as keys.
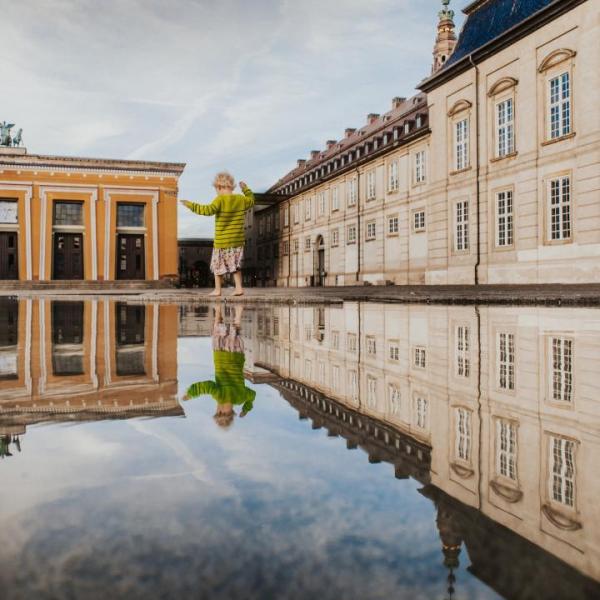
[{"x1": 1, "y1": 0, "x2": 465, "y2": 239}]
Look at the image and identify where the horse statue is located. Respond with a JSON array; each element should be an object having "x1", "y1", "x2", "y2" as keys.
[
  {"x1": 12, "y1": 128, "x2": 23, "y2": 147},
  {"x1": 0, "y1": 121, "x2": 15, "y2": 146}
]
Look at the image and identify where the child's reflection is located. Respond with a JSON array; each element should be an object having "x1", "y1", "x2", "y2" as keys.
[{"x1": 183, "y1": 304, "x2": 255, "y2": 428}]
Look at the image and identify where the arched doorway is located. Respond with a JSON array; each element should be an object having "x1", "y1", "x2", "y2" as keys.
[{"x1": 314, "y1": 235, "x2": 325, "y2": 287}]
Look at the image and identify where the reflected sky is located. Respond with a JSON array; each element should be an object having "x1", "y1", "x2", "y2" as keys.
[{"x1": 0, "y1": 299, "x2": 599, "y2": 599}]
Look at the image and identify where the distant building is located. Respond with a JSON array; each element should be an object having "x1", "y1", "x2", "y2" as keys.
[
  {"x1": 178, "y1": 237, "x2": 214, "y2": 287},
  {"x1": 244, "y1": 0, "x2": 599, "y2": 286},
  {"x1": 0, "y1": 145, "x2": 185, "y2": 284}
]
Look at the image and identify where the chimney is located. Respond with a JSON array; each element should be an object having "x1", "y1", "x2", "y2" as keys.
[
  {"x1": 367, "y1": 113, "x2": 380, "y2": 124},
  {"x1": 392, "y1": 96, "x2": 406, "y2": 109},
  {"x1": 310, "y1": 150, "x2": 320, "y2": 160},
  {"x1": 344, "y1": 128, "x2": 356, "y2": 138},
  {"x1": 297, "y1": 159, "x2": 307, "y2": 168},
  {"x1": 326, "y1": 139, "x2": 337, "y2": 149}
]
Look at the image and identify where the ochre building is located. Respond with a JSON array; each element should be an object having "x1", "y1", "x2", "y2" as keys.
[
  {"x1": 244, "y1": 0, "x2": 599, "y2": 286},
  {"x1": 0, "y1": 146, "x2": 185, "y2": 283}
]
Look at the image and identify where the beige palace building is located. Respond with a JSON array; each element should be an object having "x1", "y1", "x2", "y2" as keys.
[
  {"x1": 245, "y1": 0, "x2": 599, "y2": 286},
  {"x1": 0, "y1": 146, "x2": 185, "y2": 284}
]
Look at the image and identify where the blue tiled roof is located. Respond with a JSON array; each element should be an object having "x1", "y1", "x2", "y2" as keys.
[{"x1": 445, "y1": 0, "x2": 556, "y2": 68}]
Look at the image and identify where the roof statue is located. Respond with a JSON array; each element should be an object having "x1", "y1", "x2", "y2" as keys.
[
  {"x1": 439, "y1": 0, "x2": 455, "y2": 21},
  {"x1": 0, "y1": 122, "x2": 23, "y2": 147}
]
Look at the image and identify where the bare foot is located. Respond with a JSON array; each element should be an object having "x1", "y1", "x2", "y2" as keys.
[
  {"x1": 208, "y1": 290, "x2": 221, "y2": 297},
  {"x1": 232, "y1": 290, "x2": 244, "y2": 296}
]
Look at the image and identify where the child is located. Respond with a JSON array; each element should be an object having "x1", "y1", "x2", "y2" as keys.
[
  {"x1": 181, "y1": 172, "x2": 254, "y2": 297},
  {"x1": 183, "y1": 305, "x2": 255, "y2": 429}
]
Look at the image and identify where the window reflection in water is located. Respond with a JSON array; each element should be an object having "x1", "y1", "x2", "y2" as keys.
[
  {"x1": 115, "y1": 303, "x2": 146, "y2": 376},
  {"x1": 0, "y1": 298, "x2": 18, "y2": 380},
  {"x1": 51, "y1": 301, "x2": 84, "y2": 376}
]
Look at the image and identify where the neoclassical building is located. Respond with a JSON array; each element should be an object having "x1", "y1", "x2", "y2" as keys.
[
  {"x1": 244, "y1": 0, "x2": 599, "y2": 286},
  {"x1": 0, "y1": 145, "x2": 184, "y2": 284}
]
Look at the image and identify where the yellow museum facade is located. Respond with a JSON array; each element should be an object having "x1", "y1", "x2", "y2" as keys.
[{"x1": 0, "y1": 147, "x2": 185, "y2": 283}]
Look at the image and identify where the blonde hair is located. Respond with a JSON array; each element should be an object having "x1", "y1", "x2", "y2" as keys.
[{"x1": 213, "y1": 171, "x2": 235, "y2": 189}]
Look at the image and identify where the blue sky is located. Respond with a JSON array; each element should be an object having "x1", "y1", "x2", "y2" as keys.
[{"x1": 1, "y1": 0, "x2": 464, "y2": 238}]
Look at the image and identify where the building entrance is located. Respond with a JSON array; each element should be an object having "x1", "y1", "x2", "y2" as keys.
[
  {"x1": 53, "y1": 233, "x2": 84, "y2": 280},
  {"x1": 0, "y1": 232, "x2": 18, "y2": 280},
  {"x1": 116, "y1": 234, "x2": 145, "y2": 280}
]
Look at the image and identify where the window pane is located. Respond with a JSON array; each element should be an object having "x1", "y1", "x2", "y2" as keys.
[
  {"x1": 117, "y1": 204, "x2": 145, "y2": 227},
  {"x1": 54, "y1": 202, "x2": 83, "y2": 226}
]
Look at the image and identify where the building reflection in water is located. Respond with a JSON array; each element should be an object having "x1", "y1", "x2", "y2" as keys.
[
  {"x1": 241, "y1": 303, "x2": 600, "y2": 599},
  {"x1": 0, "y1": 297, "x2": 180, "y2": 458}
]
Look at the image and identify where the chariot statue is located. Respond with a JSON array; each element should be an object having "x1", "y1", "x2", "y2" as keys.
[{"x1": 0, "y1": 122, "x2": 23, "y2": 147}]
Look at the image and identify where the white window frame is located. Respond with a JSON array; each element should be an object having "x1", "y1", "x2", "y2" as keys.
[
  {"x1": 366, "y1": 335, "x2": 376, "y2": 357},
  {"x1": 455, "y1": 407, "x2": 472, "y2": 463},
  {"x1": 547, "y1": 175, "x2": 572, "y2": 242},
  {"x1": 388, "y1": 160, "x2": 399, "y2": 192},
  {"x1": 388, "y1": 341, "x2": 400, "y2": 362},
  {"x1": 413, "y1": 210, "x2": 426, "y2": 233},
  {"x1": 331, "y1": 228, "x2": 339, "y2": 247},
  {"x1": 496, "y1": 419, "x2": 518, "y2": 482},
  {"x1": 454, "y1": 200, "x2": 469, "y2": 252},
  {"x1": 549, "y1": 336, "x2": 573, "y2": 404},
  {"x1": 549, "y1": 435, "x2": 576, "y2": 508},
  {"x1": 331, "y1": 186, "x2": 339, "y2": 211},
  {"x1": 283, "y1": 206, "x2": 289, "y2": 228},
  {"x1": 331, "y1": 330, "x2": 340, "y2": 350},
  {"x1": 495, "y1": 189, "x2": 514, "y2": 248},
  {"x1": 318, "y1": 191, "x2": 326, "y2": 216},
  {"x1": 305, "y1": 197, "x2": 312, "y2": 221},
  {"x1": 347, "y1": 178, "x2": 358, "y2": 207},
  {"x1": 304, "y1": 236, "x2": 311, "y2": 252},
  {"x1": 496, "y1": 331, "x2": 515, "y2": 391},
  {"x1": 495, "y1": 97, "x2": 515, "y2": 157},
  {"x1": 347, "y1": 333, "x2": 357, "y2": 354},
  {"x1": 366, "y1": 220, "x2": 376, "y2": 241},
  {"x1": 387, "y1": 215, "x2": 399, "y2": 236},
  {"x1": 347, "y1": 224, "x2": 357, "y2": 244},
  {"x1": 413, "y1": 346, "x2": 426, "y2": 369},
  {"x1": 366, "y1": 170, "x2": 376, "y2": 200},
  {"x1": 414, "y1": 149, "x2": 426, "y2": 184},
  {"x1": 455, "y1": 325, "x2": 470, "y2": 378},
  {"x1": 548, "y1": 71, "x2": 571, "y2": 140},
  {"x1": 455, "y1": 118, "x2": 470, "y2": 171}
]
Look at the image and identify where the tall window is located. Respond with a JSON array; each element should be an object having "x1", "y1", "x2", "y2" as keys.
[
  {"x1": 551, "y1": 337, "x2": 573, "y2": 403},
  {"x1": 388, "y1": 161, "x2": 399, "y2": 192},
  {"x1": 331, "y1": 229, "x2": 339, "y2": 247},
  {"x1": 496, "y1": 419, "x2": 518, "y2": 481},
  {"x1": 347, "y1": 224, "x2": 357, "y2": 244},
  {"x1": 367, "y1": 375, "x2": 377, "y2": 408},
  {"x1": 305, "y1": 197, "x2": 312, "y2": 221},
  {"x1": 366, "y1": 336, "x2": 376, "y2": 356},
  {"x1": 388, "y1": 341, "x2": 399, "y2": 362},
  {"x1": 332, "y1": 365, "x2": 340, "y2": 391},
  {"x1": 388, "y1": 384, "x2": 401, "y2": 415},
  {"x1": 367, "y1": 170, "x2": 376, "y2": 200},
  {"x1": 550, "y1": 436, "x2": 575, "y2": 507},
  {"x1": 497, "y1": 332, "x2": 515, "y2": 391},
  {"x1": 349, "y1": 370, "x2": 358, "y2": 401},
  {"x1": 293, "y1": 203, "x2": 300, "y2": 224},
  {"x1": 366, "y1": 221, "x2": 376, "y2": 241},
  {"x1": 455, "y1": 118, "x2": 469, "y2": 170},
  {"x1": 496, "y1": 98, "x2": 515, "y2": 157},
  {"x1": 348, "y1": 178, "x2": 358, "y2": 206},
  {"x1": 496, "y1": 190, "x2": 514, "y2": 247},
  {"x1": 455, "y1": 201, "x2": 469, "y2": 251},
  {"x1": 549, "y1": 176, "x2": 571, "y2": 241},
  {"x1": 293, "y1": 238, "x2": 299, "y2": 254},
  {"x1": 318, "y1": 191, "x2": 326, "y2": 216},
  {"x1": 549, "y1": 72, "x2": 571, "y2": 139},
  {"x1": 456, "y1": 325, "x2": 470, "y2": 378},
  {"x1": 455, "y1": 407, "x2": 472, "y2": 462},
  {"x1": 413, "y1": 211, "x2": 426, "y2": 233},
  {"x1": 304, "y1": 236, "x2": 311, "y2": 252},
  {"x1": 347, "y1": 333, "x2": 357, "y2": 353},
  {"x1": 414, "y1": 346, "x2": 426, "y2": 369},
  {"x1": 414, "y1": 150, "x2": 426, "y2": 183},
  {"x1": 284, "y1": 207, "x2": 289, "y2": 227},
  {"x1": 415, "y1": 396, "x2": 428, "y2": 430},
  {"x1": 331, "y1": 186, "x2": 339, "y2": 211},
  {"x1": 388, "y1": 215, "x2": 399, "y2": 235},
  {"x1": 331, "y1": 331, "x2": 340, "y2": 350}
]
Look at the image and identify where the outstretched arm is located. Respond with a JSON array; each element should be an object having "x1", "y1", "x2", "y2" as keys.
[
  {"x1": 181, "y1": 196, "x2": 221, "y2": 216},
  {"x1": 239, "y1": 181, "x2": 255, "y2": 210},
  {"x1": 183, "y1": 380, "x2": 217, "y2": 400}
]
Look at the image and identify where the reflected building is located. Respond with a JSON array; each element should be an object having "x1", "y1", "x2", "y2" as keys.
[
  {"x1": 0, "y1": 298, "x2": 181, "y2": 456},
  {"x1": 242, "y1": 303, "x2": 600, "y2": 595}
]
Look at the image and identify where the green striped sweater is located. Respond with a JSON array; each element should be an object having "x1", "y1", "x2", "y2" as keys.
[{"x1": 184, "y1": 187, "x2": 255, "y2": 249}]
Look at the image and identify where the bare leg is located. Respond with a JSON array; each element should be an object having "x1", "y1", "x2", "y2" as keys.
[
  {"x1": 234, "y1": 305, "x2": 244, "y2": 328},
  {"x1": 209, "y1": 274, "x2": 222, "y2": 297},
  {"x1": 232, "y1": 271, "x2": 244, "y2": 296}
]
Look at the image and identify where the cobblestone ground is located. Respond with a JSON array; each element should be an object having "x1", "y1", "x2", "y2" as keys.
[{"x1": 4, "y1": 284, "x2": 598, "y2": 305}]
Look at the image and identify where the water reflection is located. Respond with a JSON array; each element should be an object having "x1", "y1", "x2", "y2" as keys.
[
  {"x1": 241, "y1": 303, "x2": 600, "y2": 597},
  {"x1": 0, "y1": 299, "x2": 598, "y2": 599},
  {"x1": 0, "y1": 298, "x2": 180, "y2": 459},
  {"x1": 184, "y1": 304, "x2": 255, "y2": 427}
]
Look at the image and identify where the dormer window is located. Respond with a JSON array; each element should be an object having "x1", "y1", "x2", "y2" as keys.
[
  {"x1": 393, "y1": 128, "x2": 399, "y2": 141},
  {"x1": 404, "y1": 122, "x2": 411, "y2": 134},
  {"x1": 416, "y1": 115, "x2": 423, "y2": 128}
]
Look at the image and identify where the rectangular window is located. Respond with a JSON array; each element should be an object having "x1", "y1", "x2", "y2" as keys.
[
  {"x1": 388, "y1": 341, "x2": 399, "y2": 362},
  {"x1": 549, "y1": 72, "x2": 571, "y2": 140},
  {"x1": 283, "y1": 241, "x2": 290, "y2": 255},
  {"x1": 455, "y1": 201, "x2": 469, "y2": 251},
  {"x1": 293, "y1": 203, "x2": 300, "y2": 224},
  {"x1": 496, "y1": 98, "x2": 515, "y2": 157},
  {"x1": 366, "y1": 336, "x2": 376, "y2": 356},
  {"x1": 455, "y1": 407, "x2": 472, "y2": 462},
  {"x1": 304, "y1": 236, "x2": 311, "y2": 252},
  {"x1": 549, "y1": 176, "x2": 571, "y2": 241},
  {"x1": 284, "y1": 207, "x2": 289, "y2": 227},
  {"x1": 331, "y1": 229, "x2": 339, "y2": 247},
  {"x1": 388, "y1": 161, "x2": 399, "y2": 192},
  {"x1": 348, "y1": 178, "x2": 357, "y2": 206},
  {"x1": 53, "y1": 201, "x2": 83, "y2": 226},
  {"x1": 388, "y1": 215, "x2": 399, "y2": 235},
  {"x1": 456, "y1": 325, "x2": 470, "y2": 378},
  {"x1": 349, "y1": 370, "x2": 358, "y2": 401},
  {"x1": 455, "y1": 118, "x2": 469, "y2": 171},
  {"x1": 0, "y1": 200, "x2": 18, "y2": 224},
  {"x1": 318, "y1": 192, "x2": 326, "y2": 216},
  {"x1": 347, "y1": 224, "x2": 357, "y2": 244},
  {"x1": 414, "y1": 150, "x2": 426, "y2": 183},
  {"x1": 496, "y1": 419, "x2": 518, "y2": 481},
  {"x1": 413, "y1": 346, "x2": 426, "y2": 369},
  {"x1": 366, "y1": 220, "x2": 376, "y2": 241},
  {"x1": 293, "y1": 239, "x2": 299, "y2": 254},
  {"x1": 388, "y1": 384, "x2": 401, "y2": 415},
  {"x1": 304, "y1": 358, "x2": 312, "y2": 379},
  {"x1": 305, "y1": 197, "x2": 312, "y2": 221},
  {"x1": 415, "y1": 396, "x2": 428, "y2": 430},
  {"x1": 367, "y1": 375, "x2": 377, "y2": 408},
  {"x1": 331, "y1": 186, "x2": 339, "y2": 211},
  {"x1": 332, "y1": 365, "x2": 340, "y2": 391},
  {"x1": 331, "y1": 330, "x2": 340, "y2": 350},
  {"x1": 497, "y1": 332, "x2": 515, "y2": 391},
  {"x1": 550, "y1": 436, "x2": 575, "y2": 507},
  {"x1": 496, "y1": 190, "x2": 514, "y2": 247},
  {"x1": 367, "y1": 170, "x2": 376, "y2": 200},
  {"x1": 347, "y1": 333, "x2": 357, "y2": 353},
  {"x1": 413, "y1": 211, "x2": 426, "y2": 233},
  {"x1": 551, "y1": 337, "x2": 573, "y2": 403}
]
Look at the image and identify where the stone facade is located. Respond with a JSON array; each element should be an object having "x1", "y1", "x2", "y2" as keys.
[{"x1": 244, "y1": 0, "x2": 599, "y2": 286}]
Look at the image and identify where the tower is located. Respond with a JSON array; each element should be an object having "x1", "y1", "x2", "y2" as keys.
[{"x1": 432, "y1": 0, "x2": 457, "y2": 73}]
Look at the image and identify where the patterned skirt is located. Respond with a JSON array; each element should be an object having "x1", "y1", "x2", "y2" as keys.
[{"x1": 210, "y1": 246, "x2": 244, "y2": 275}]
